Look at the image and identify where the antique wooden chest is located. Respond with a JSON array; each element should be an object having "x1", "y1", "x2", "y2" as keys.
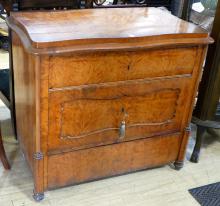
[{"x1": 7, "y1": 8, "x2": 212, "y2": 201}]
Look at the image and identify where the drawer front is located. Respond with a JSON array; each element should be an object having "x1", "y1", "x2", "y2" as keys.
[
  {"x1": 48, "y1": 77, "x2": 190, "y2": 152},
  {"x1": 48, "y1": 133, "x2": 181, "y2": 189},
  {"x1": 49, "y1": 47, "x2": 197, "y2": 88}
]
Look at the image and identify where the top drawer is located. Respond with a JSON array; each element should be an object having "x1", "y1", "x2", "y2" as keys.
[{"x1": 49, "y1": 47, "x2": 197, "y2": 88}]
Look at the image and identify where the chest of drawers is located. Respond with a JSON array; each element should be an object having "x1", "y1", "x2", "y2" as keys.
[{"x1": 7, "y1": 8, "x2": 212, "y2": 201}]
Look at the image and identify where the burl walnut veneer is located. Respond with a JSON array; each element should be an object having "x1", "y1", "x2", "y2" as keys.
[{"x1": 6, "y1": 8, "x2": 213, "y2": 201}]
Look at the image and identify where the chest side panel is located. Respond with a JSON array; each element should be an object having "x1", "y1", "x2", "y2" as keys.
[{"x1": 12, "y1": 32, "x2": 36, "y2": 171}]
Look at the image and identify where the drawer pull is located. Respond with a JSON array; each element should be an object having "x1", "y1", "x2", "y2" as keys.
[{"x1": 119, "y1": 121, "x2": 126, "y2": 140}]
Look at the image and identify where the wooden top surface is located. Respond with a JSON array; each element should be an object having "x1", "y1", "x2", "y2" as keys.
[{"x1": 7, "y1": 8, "x2": 213, "y2": 53}]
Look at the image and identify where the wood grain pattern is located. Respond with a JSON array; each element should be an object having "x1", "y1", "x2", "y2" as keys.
[
  {"x1": 8, "y1": 8, "x2": 208, "y2": 46},
  {"x1": 12, "y1": 32, "x2": 45, "y2": 195},
  {"x1": 49, "y1": 47, "x2": 197, "y2": 88},
  {"x1": 8, "y1": 8, "x2": 212, "y2": 198},
  {"x1": 48, "y1": 77, "x2": 190, "y2": 153},
  {"x1": 48, "y1": 133, "x2": 181, "y2": 189},
  {"x1": 176, "y1": 46, "x2": 208, "y2": 164},
  {"x1": 12, "y1": 32, "x2": 36, "y2": 172},
  {"x1": 39, "y1": 56, "x2": 50, "y2": 190},
  {"x1": 60, "y1": 89, "x2": 178, "y2": 137},
  {"x1": 6, "y1": 8, "x2": 213, "y2": 54}
]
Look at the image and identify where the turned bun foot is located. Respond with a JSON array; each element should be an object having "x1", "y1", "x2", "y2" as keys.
[
  {"x1": 33, "y1": 191, "x2": 44, "y2": 202},
  {"x1": 174, "y1": 161, "x2": 184, "y2": 170}
]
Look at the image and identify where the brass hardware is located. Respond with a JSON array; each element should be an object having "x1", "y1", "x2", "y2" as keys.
[
  {"x1": 185, "y1": 126, "x2": 191, "y2": 133},
  {"x1": 119, "y1": 121, "x2": 126, "y2": 140},
  {"x1": 33, "y1": 152, "x2": 43, "y2": 160}
]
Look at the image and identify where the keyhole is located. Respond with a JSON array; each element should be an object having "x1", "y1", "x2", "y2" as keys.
[
  {"x1": 127, "y1": 65, "x2": 130, "y2": 70},
  {"x1": 121, "y1": 107, "x2": 128, "y2": 119}
]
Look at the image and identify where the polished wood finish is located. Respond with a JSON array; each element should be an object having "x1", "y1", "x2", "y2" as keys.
[
  {"x1": 48, "y1": 133, "x2": 181, "y2": 189},
  {"x1": 8, "y1": 8, "x2": 211, "y2": 51},
  {"x1": 49, "y1": 48, "x2": 197, "y2": 88},
  {"x1": 11, "y1": 33, "x2": 37, "y2": 172},
  {"x1": 48, "y1": 77, "x2": 190, "y2": 153},
  {"x1": 7, "y1": 8, "x2": 212, "y2": 200}
]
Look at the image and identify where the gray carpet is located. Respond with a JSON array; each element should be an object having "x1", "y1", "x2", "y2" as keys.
[{"x1": 189, "y1": 182, "x2": 220, "y2": 206}]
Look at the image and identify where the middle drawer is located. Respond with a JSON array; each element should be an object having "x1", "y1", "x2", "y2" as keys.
[{"x1": 48, "y1": 77, "x2": 191, "y2": 153}]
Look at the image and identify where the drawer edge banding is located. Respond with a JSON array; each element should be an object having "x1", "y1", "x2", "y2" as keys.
[{"x1": 60, "y1": 120, "x2": 173, "y2": 140}]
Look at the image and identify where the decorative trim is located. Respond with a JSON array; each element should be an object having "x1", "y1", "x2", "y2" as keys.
[
  {"x1": 59, "y1": 88, "x2": 180, "y2": 140},
  {"x1": 61, "y1": 120, "x2": 173, "y2": 140},
  {"x1": 33, "y1": 152, "x2": 43, "y2": 160}
]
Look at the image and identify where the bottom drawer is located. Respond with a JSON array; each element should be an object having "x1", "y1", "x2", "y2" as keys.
[{"x1": 47, "y1": 133, "x2": 181, "y2": 189}]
